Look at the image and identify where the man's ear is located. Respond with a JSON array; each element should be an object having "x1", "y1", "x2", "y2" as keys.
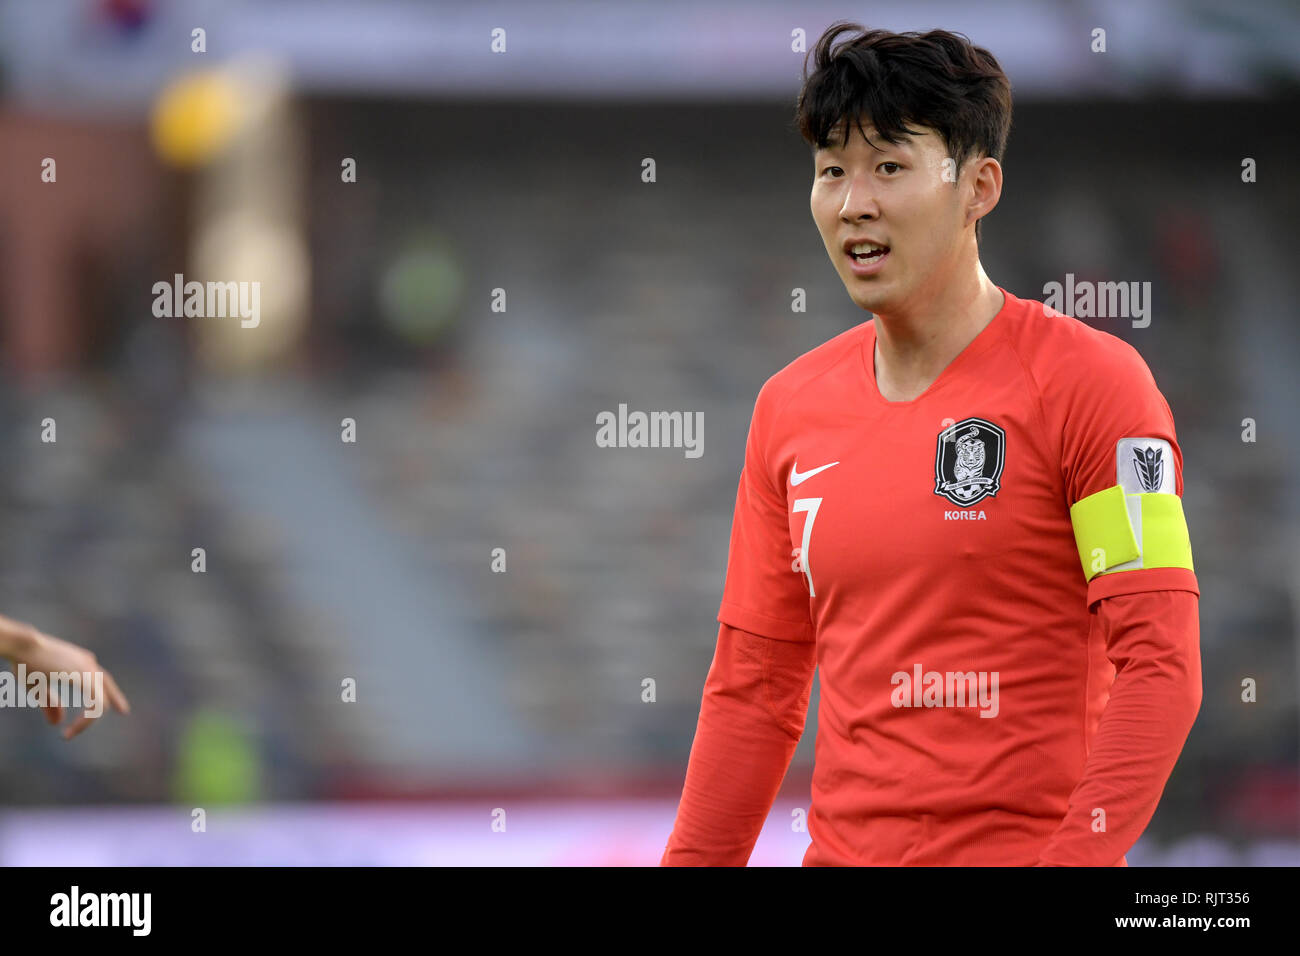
[{"x1": 966, "y1": 156, "x2": 1002, "y2": 228}]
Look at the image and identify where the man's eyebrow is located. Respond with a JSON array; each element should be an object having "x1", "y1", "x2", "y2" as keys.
[
  {"x1": 819, "y1": 130, "x2": 916, "y2": 153},
  {"x1": 867, "y1": 133, "x2": 914, "y2": 152}
]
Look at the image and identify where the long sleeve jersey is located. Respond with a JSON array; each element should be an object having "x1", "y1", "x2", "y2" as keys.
[{"x1": 662, "y1": 287, "x2": 1201, "y2": 866}]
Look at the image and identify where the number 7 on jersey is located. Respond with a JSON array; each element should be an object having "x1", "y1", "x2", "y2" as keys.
[{"x1": 793, "y1": 497, "x2": 822, "y2": 597}]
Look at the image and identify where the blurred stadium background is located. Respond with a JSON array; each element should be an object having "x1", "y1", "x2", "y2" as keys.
[{"x1": 0, "y1": 0, "x2": 1297, "y2": 865}]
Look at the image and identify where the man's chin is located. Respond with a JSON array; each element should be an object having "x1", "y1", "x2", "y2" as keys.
[{"x1": 847, "y1": 283, "x2": 894, "y2": 314}]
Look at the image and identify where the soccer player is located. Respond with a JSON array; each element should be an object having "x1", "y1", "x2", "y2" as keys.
[
  {"x1": 661, "y1": 24, "x2": 1200, "y2": 866},
  {"x1": 0, "y1": 612, "x2": 130, "y2": 739}
]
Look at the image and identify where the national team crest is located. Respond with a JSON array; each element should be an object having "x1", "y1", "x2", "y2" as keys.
[{"x1": 934, "y1": 417, "x2": 1006, "y2": 506}]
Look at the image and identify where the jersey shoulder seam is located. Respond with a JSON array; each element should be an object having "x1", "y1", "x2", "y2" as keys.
[
  {"x1": 1000, "y1": 322, "x2": 1064, "y2": 502},
  {"x1": 762, "y1": 324, "x2": 870, "y2": 469}
]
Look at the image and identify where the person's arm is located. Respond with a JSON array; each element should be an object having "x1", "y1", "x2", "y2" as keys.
[
  {"x1": 661, "y1": 622, "x2": 816, "y2": 866},
  {"x1": 1034, "y1": 588, "x2": 1201, "y2": 865},
  {"x1": 0, "y1": 612, "x2": 39, "y2": 659},
  {"x1": 0, "y1": 612, "x2": 131, "y2": 738},
  {"x1": 1038, "y1": 326, "x2": 1202, "y2": 864},
  {"x1": 662, "y1": 374, "x2": 816, "y2": 865}
]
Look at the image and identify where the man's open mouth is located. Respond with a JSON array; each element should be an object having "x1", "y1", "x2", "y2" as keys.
[{"x1": 848, "y1": 242, "x2": 889, "y2": 261}]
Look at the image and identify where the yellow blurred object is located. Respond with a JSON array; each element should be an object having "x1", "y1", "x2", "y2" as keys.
[
  {"x1": 150, "y1": 70, "x2": 241, "y2": 168},
  {"x1": 172, "y1": 708, "x2": 262, "y2": 806}
]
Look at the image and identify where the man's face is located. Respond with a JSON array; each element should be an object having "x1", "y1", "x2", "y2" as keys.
[{"x1": 810, "y1": 121, "x2": 969, "y2": 314}]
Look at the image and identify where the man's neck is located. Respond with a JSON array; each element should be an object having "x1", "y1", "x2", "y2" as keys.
[{"x1": 872, "y1": 267, "x2": 1005, "y2": 402}]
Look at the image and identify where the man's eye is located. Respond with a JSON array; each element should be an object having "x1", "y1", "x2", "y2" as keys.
[
  {"x1": 821, "y1": 166, "x2": 843, "y2": 178},
  {"x1": 878, "y1": 162, "x2": 902, "y2": 174}
]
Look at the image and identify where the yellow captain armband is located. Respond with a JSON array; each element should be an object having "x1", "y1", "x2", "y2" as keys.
[{"x1": 1070, "y1": 484, "x2": 1195, "y2": 581}]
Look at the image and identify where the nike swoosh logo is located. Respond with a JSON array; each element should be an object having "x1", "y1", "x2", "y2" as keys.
[{"x1": 789, "y1": 460, "x2": 840, "y2": 486}]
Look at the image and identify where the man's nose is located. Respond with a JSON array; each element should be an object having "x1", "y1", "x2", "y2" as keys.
[{"x1": 840, "y1": 172, "x2": 880, "y2": 220}]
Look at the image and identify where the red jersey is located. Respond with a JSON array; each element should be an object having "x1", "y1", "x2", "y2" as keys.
[{"x1": 670, "y1": 286, "x2": 1200, "y2": 866}]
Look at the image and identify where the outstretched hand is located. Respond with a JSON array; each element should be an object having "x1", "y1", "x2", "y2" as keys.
[{"x1": 2, "y1": 624, "x2": 130, "y2": 739}]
